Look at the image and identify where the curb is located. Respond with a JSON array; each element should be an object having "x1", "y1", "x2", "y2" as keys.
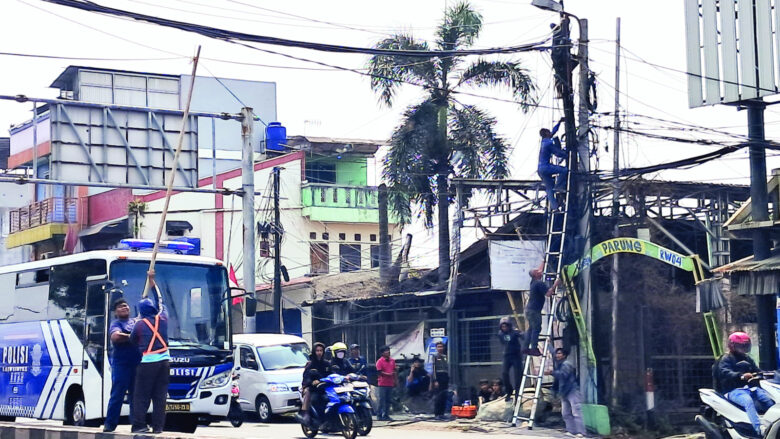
[{"x1": 0, "y1": 424, "x2": 189, "y2": 439}]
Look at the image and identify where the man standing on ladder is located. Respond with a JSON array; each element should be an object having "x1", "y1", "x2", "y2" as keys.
[
  {"x1": 538, "y1": 117, "x2": 568, "y2": 211},
  {"x1": 526, "y1": 262, "x2": 558, "y2": 357}
]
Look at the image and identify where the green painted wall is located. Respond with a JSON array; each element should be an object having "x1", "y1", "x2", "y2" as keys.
[{"x1": 335, "y1": 158, "x2": 367, "y2": 186}]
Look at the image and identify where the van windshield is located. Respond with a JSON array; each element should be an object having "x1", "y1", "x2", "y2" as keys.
[{"x1": 256, "y1": 343, "x2": 310, "y2": 371}]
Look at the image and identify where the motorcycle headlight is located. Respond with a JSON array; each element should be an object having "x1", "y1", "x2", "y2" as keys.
[
  {"x1": 268, "y1": 383, "x2": 290, "y2": 392},
  {"x1": 200, "y1": 370, "x2": 231, "y2": 389}
]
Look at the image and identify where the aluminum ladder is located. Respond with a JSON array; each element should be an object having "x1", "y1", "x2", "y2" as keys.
[{"x1": 511, "y1": 153, "x2": 574, "y2": 429}]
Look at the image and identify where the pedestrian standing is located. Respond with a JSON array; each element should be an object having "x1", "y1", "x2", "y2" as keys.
[
  {"x1": 130, "y1": 281, "x2": 170, "y2": 434},
  {"x1": 375, "y1": 346, "x2": 396, "y2": 421},
  {"x1": 431, "y1": 341, "x2": 450, "y2": 420},
  {"x1": 103, "y1": 298, "x2": 141, "y2": 432},
  {"x1": 547, "y1": 348, "x2": 586, "y2": 436},
  {"x1": 497, "y1": 316, "x2": 524, "y2": 401}
]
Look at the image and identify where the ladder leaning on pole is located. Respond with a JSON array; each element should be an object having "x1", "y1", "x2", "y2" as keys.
[{"x1": 511, "y1": 156, "x2": 574, "y2": 429}]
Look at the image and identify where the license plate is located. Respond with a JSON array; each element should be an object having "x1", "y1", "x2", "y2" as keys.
[
  {"x1": 352, "y1": 382, "x2": 368, "y2": 388},
  {"x1": 165, "y1": 403, "x2": 191, "y2": 412},
  {"x1": 334, "y1": 385, "x2": 353, "y2": 392}
]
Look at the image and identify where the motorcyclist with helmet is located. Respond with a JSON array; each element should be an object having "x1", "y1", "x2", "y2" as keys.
[
  {"x1": 717, "y1": 332, "x2": 775, "y2": 436},
  {"x1": 328, "y1": 342, "x2": 355, "y2": 375}
]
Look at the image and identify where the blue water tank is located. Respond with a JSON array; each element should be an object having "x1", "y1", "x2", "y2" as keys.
[{"x1": 266, "y1": 122, "x2": 286, "y2": 151}]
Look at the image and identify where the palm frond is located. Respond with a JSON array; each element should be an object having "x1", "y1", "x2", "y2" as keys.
[
  {"x1": 383, "y1": 100, "x2": 440, "y2": 225},
  {"x1": 436, "y1": 1, "x2": 482, "y2": 51},
  {"x1": 449, "y1": 105, "x2": 510, "y2": 180},
  {"x1": 457, "y1": 59, "x2": 536, "y2": 111},
  {"x1": 367, "y1": 35, "x2": 438, "y2": 107}
]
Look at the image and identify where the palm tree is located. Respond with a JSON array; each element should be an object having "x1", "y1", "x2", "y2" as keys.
[{"x1": 368, "y1": 1, "x2": 535, "y2": 285}]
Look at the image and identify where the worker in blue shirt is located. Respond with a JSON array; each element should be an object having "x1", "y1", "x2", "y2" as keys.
[
  {"x1": 538, "y1": 117, "x2": 568, "y2": 210},
  {"x1": 103, "y1": 298, "x2": 141, "y2": 432}
]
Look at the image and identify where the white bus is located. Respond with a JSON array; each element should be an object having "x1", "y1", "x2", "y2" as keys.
[{"x1": 0, "y1": 248, "x2": 255, "y2": 432}]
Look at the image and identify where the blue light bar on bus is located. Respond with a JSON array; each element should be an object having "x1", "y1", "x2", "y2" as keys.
[{"x1": 120, "y1": 239, "x2": 196, "y2": 253}]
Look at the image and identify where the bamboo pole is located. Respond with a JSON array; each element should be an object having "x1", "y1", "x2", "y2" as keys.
[{"x1": 142, "y1": 46, "x2": 202, "y2": 298}]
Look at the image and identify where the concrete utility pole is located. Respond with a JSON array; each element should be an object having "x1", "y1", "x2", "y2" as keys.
[
  {"x1": 241, "y1": 107, "x2": 256, "y2": 332},
  {"x1": 272, "y1": 166, "x2": 283, "y2": 333},
  {"x1": 610, "y1": 17, "x2": 621, "y2": 408},
  {"x1": 575, "y1": 17, "x2": 597, "y2": 405},
  {"x1": 378, "y1": 184, "x2": 392, "y2": 288},
  {"x1": 746, "y1": 100, "x2": 775, "y2": 370}
]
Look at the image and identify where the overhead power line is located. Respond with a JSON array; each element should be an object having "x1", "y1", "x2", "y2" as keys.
[{"x1": 41, "y1": 0, "x2": 550, "y2": 57}]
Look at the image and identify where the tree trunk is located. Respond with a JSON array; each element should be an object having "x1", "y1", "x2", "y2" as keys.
[
  {"x1": 436, "y1": 102, "x2": 450, "y2": 286},
  {"x1": 437, "y1": 172, "x2": 451, "y2": 286}
]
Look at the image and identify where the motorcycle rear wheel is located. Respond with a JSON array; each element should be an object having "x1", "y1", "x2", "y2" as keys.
[
  {"x1": 301, "y1": 423, "x2": 318, "y2": 438},
  {"x1": 340, "y1": 412, "x2": 358, "y2": 439},
  {"x1": 357, "y1": 407, "x2": 372, "y2": 436}
]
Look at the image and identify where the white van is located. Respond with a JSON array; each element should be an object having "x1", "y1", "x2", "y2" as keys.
[{"x1": 232, "y1": 334, "x2": 309, "y2": 422}]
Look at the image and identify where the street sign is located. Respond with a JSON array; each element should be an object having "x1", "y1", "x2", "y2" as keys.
[{"x1": 430, "y1": 328, "x2": 445, "y2": 337}]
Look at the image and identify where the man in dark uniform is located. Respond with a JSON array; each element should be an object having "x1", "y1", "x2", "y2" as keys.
[{"x1": 104, "y1": 298, "x2": 141, "y2": 432}]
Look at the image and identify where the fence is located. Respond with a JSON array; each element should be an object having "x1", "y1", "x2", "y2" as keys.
[{"x1": 8, "y1": 197, "x2": 77, "y2": 233}]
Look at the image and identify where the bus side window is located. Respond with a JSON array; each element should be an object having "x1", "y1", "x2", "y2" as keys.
[{"x1": 0, "y1": 273, "x2": 15, "y2": 321}]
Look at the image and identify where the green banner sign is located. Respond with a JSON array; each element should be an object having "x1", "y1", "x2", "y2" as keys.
[{"x1": 566, "y1": 238, "x2": 695, "y2": 277}]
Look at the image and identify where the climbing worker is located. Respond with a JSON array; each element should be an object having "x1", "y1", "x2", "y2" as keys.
[
  {"x1": 130, "y1": 278, "x2": 170, "y2": 434},
  {"x1": 547, "y1": 348, "x2": 586, "y2": 436},
  {"x1": 716, "y1": 332, "x2": 774, "y2": 436},
  {"x1": 526, "y1": 261, "x2": 558, "y2": 356},
  {"x1": 497, "y1": 316, "x2": 524, "y2": 401},
  {"x1": 538, "y1": 117, "x2": 568, "y2": 211}
]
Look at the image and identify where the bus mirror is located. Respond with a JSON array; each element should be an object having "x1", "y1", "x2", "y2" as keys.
[{"x1": 245, "y1": 296, "x2": 257, "y2": 316}]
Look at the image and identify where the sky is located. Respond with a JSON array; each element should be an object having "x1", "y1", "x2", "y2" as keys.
[{"x1": 3, "y1": 0, "x2": 780, "y2": 267}]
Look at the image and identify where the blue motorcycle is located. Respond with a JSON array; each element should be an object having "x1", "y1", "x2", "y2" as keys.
[{"x1": 299, "y1": 374, "x2": 358, "y2": 439}]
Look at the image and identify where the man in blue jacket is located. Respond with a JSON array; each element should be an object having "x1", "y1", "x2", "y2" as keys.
[
  {"x1": 538, "y1": 117, "x2": 568, "y2": 210},
  {"x1": 130, "y1": 281, "x2": 170, "y2": 434},
  {"x1": 549, "y1": 348, "x2": 586, "y2": 436},
  {"x1": 103, "y1": 298, "x2": 141, "y2": 432}
]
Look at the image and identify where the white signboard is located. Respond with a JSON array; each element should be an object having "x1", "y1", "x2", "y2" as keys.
[
  {"x1": 489, "y1": 240, "x2": 545, "y2": 291},
  {"x1": 430, "y1": 328, "x2": 445, "y2": 337},
  {"x1": 386, "y1": 321, "x2": 425, "y2": 360}
]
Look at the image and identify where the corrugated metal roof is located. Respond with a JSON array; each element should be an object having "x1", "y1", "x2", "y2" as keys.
[{"x1": 713, "y1": 248, "x2": 780, "y2": 273}]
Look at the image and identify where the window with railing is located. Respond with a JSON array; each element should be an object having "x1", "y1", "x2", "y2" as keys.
[
  {"x1": 302, "y1": 183, "x2": 379, "y2": 209},
  {"x1": 8, "y1": 198, "x2": 78, "y2": 234}
]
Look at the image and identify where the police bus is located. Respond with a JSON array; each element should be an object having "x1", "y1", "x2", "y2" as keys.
[{"x1": 0, "y1": 242, "x2": 255, "y2": 432}]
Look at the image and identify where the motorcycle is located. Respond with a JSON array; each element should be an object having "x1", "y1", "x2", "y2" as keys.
[
  {"x1": 346, "y1": 373, "x2": 373, "y2": 436},
  {"x1": 228, "y1": 372, "x2": 250, "y2": 428},
  {"x1": 696, "y1": 372, "x2": 780, "y2": 439},
  {"x1": 298, "y1": 374, "x2": 359, "y2": 439}
]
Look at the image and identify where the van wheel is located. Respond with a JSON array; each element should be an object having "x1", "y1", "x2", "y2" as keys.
[
  {"x1": 64, "y1": 390, "x2": 86, "y2": 426},
  {"x1": 256, "y1": 396, "x2": 272, "y2": 423}
]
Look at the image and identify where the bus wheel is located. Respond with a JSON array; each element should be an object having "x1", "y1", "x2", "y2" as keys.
[{"x1": 64, "y1": 390, "x2": 86, "y2": 427}]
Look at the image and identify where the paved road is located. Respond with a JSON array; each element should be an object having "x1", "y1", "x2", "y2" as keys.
[{"x1": 13, "y1": 417, "x2": 568, "y2": 439}]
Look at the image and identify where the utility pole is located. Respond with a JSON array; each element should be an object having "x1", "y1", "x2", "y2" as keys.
[
  {"x1": 610, "y1": 17, "x2": 621, "y2": 408},
  {"x1": 272, "y1": 166, "x2": 283, "y2": 333},
  {"x1": 746, "y1": 100, "x2": 774, "y2": 370},
  {"x1": 378, "y1": 184, "x2": 391, "y2": 288},
  {"x1": 575, "y1": 17, "x2": 597, "y2": 405},
  {"x1": 241, "y1": 107, "x2": 256, "y2": 332}
]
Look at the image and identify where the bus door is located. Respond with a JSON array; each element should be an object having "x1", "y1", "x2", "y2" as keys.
[{"x1": 84, "y1": 279, "x2": 110, "y2": 418}]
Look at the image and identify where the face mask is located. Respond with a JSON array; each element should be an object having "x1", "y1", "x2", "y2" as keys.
[{"x1": 336, "y1": 352, "x2": 345, "y2": 359}]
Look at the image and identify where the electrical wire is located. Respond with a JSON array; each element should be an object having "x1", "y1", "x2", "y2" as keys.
[{"x1": 41, "y1": 0, "x2": 551, "y2": 58}]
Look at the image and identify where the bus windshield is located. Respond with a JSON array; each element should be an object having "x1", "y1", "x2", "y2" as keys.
[{"x1": 109, "y1": 260, "x2": 230, "y2": 350}]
